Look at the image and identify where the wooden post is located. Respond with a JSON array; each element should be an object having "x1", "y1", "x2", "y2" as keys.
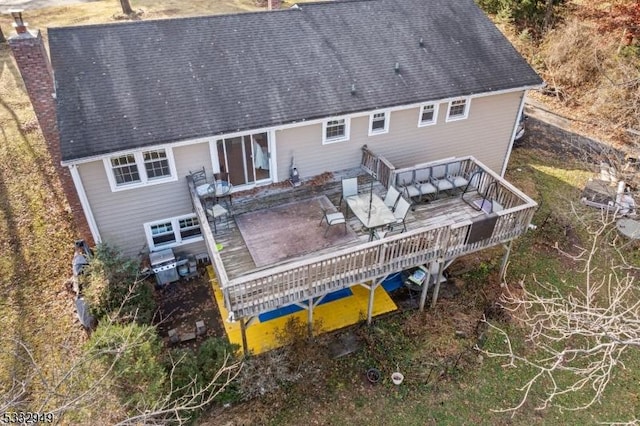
[
  {"x1": 499, "y1": 240, "x2": 513, "y2": 283},
  {"x1": 367, "y1": 280, "x2": 377, "y2": 325},
  {"x1": 430, "y1": 261, "x2": 445, "y2": 308},
  {"x1": 418, "y1": 263, "x2": 432, "y2": 312},
  {"x1": 307, "y1": 297, "x2": 314, "y2": 338},
  {"x1": 240, "y1": 317, "x2": 249, "y2": 356}
]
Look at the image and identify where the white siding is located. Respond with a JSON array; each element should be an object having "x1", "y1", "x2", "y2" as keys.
[
  {"x1": 275, "y1": 91, "x2": 524, "y2": 180},
  {"x1": 79, "y1": 143, "x2": 211, "y2": 257},
  {"x1": 78, "y1": 91, "x2": 523, "y2": 257}
]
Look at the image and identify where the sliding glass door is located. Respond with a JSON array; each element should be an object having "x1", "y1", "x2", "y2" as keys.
[{"x1": 216, "y1": 132, "x2": 270, "y2": 187}]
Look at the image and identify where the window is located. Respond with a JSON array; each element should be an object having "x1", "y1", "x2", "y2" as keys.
[
  {"x1": 446, "y1": 98, "x2": 470, "y2": 121},
  {"x1": 145, "y1": 214, "x2": 202, "y2": 251},
  {"x1": 369, "y1": 111, "x2": 389, "y2": 135},
  {"x1": 111, "y1": 154, "x2": 140, "y2": 185},
  {"x1": 418, "y1": 103, "x2": 438, "y2": 127},
  {"x1": 104, "y1": 148, "x2": 177, "y2": 191},
  {"x1": 322, "y1": 118, "x2": 350, "y2": 144},
  {"x1": 144, "y1": 150, "x2": 171, "y2": 180}
]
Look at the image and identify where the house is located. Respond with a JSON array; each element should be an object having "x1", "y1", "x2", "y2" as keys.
[{"x1": 9, "y1": 0, "x2": 542, "y2": 351}]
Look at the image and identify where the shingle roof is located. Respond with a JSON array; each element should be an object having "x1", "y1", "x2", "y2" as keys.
[{"x1": 48, "y1": 0, "x2": 542, "y2": 162}]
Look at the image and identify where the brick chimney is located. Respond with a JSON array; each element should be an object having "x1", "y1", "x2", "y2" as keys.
[
  {"x1": 268, "y1": 0, "x2": 281, "y2": 10},
  {"x1": 7, "y1": 10, "x2": 94, "y2": 245}
]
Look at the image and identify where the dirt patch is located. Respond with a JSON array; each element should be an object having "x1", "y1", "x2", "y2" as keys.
[{"x1": 153, "y1": 269, "x2": 225, "y2": 349}]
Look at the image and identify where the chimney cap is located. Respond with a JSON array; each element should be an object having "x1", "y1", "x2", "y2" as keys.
[{"x1": 9, "y1": 9, "x2": 28, "y2": 34}]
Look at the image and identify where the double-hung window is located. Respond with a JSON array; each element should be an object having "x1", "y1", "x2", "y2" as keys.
[
  {"x1": 418, "y1": 103, "x2": 438, "y2": 127},
  {"x1": 322, "y1": 118, "x2": 350, "y2": 144},
  {"x1": 144, "y1": 214, "x2": 203, "y2": 251},
  {"x1": 369, "y1": 111, "x2": 390, "y2": 135},
  {"x1": 446, "y1": 98, "x2": 470, "y2": 122},
  {"x1": 105, "y1": 148, "x2": 177, "y2": 191}
]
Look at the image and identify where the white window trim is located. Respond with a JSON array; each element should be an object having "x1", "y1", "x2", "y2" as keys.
[
  {"x1": 322, "y1": 117, "x2": 350, "y2": 144},
  {"x1": 368, "y1": 110, "x2": 390, "y2": 136},
  {"x1": 418, "y1": 103, "x2": 439, "y2": 127},
  {"x1": 446, "y1": 98, "x2": 471, "y2": 122},
  {"x1": 144, "y1": 213, "x2": 204, "y2": 252},
  {"x1": 103, "y1": 148, "x2": 178, "y2": 192}
]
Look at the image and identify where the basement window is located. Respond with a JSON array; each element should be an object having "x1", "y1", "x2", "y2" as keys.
[
  {"x1": 323, "y1": 118, "x2": 350, "y2": 144},
  {"x1": 104, "y1": 148, "x2": 177, "y2": 191},
  {"x1": 144, "y1": 214, "x2": 203, "y2": 251}
]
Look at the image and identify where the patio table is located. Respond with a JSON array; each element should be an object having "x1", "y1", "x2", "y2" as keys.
[{"x1": 346, "y1": 193, "x2": 396, "y2": 241}]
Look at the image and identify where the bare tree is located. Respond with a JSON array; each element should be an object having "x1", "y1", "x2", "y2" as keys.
[
  {"x1": 2, "y1": 282, "x2": 243, "y2": 424},
  {"x1": 119, "y1": 0, "x2": 134, "y2": 15},
  {"x1": 477, "y1": 208, "x2": 640, "y2": 416}
]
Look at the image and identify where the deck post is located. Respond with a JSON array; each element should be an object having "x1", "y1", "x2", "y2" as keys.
[
  {"x1": 499, "y1": 240, "x2": 513, "y2": 283},
  {"x1": 367, "y1": 279, "x2": 378, "y2": 325},
  {"x1": 240, "y1": 317, "x2": 249, "y2": 355},
  {"x1": 430, "y1": 261, "x2": 445, "y2": 308},
  {"x1": 418, "y1": 264, "x2": 432, "y2": 312},
  {"x1": 307, "y1": 297, "x2": 314, "y2": 338}
]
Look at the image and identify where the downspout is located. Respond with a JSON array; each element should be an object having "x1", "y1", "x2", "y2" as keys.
[
  {"x1": 500, "y1": 92, "x2": 526, "y2": 177},
  {"x1": 68, "y1": 164, "x2": 101, "y2": 244}
]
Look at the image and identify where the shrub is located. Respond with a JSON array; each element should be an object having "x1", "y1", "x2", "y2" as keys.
[
  {"x1": 87, "y1": 322, "x2": 167, "y2": 412},
  {"x1": 83, "y1": 243, "x2": 156, "y2": 324}
]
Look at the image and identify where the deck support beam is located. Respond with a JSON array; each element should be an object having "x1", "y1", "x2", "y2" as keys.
[
  {"x1": 240, "y1": 317, "x2": 249, "y2": 356},
  {"x1": 430, "y1": 261, "x2": 445, "y2": 309},
  {"x1": 418, "y1": 263, "x2": 432, "y2": 312},
  {"x1": 307, "y1": 297, "x2": 314, "y2": 337},
  {"x1": 499, "y1": 240, "x2": 513, "y2": 282}
]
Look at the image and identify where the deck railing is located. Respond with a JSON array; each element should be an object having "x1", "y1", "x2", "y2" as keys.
[
  {"x1": 223, "y1": 225, "x2": 450, "y2": 318},
  {"x1": 361, "y1": 145, "x2": 395, "y2": 189},
  {"x1": 190, "y1": 155, "x2": 537, "y2": 319}
]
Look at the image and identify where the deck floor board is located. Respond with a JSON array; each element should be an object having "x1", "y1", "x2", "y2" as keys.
[{"x1": 212, "y1": 172, "x2": 487, "y2": 280}]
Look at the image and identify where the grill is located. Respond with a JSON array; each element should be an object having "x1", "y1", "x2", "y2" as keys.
[{"x1": 149, "y1": 248, "x2": 179, "y2": 287}]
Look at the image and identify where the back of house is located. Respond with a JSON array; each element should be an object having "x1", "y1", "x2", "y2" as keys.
[{"x1": 10, "y1": 0, "x2": 542, "y2": 257}]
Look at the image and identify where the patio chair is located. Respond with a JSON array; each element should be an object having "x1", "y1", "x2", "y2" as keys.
[
  {"x1": 430, "y1": 164, "x2": 455, "y2": 195},
  {"x1": 319, "y1": 206, "x2": 347, "y2": 237},
  {"x1": 391, "y1": 196, "x2": 412, "y2": 232},
  {"x1": 446, "y1": 161, "x2": 470, "y2": 190},
  {"x1": 339, "y1": 177, "x2": 359, "y2": 210},
  {"x1": 189, "y1": 167, "x2": 213, "y2": 198},
  {"x1": 413, "y1": 167, "x2": 437, "y2": 202},
  {"x1": 383, "y1": 186, "x2": 402, "y2": 211},
  {"x1": 206, "y1": 203, "x2": 230, "y2": 233}
]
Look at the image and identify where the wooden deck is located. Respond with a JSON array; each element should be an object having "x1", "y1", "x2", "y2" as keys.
[
  {"x1": 188, "y1": 155, "x2": 537, "y2": 320},
  {"x1": 213, "y1": 184, "x2": 486, "y2": 280}
]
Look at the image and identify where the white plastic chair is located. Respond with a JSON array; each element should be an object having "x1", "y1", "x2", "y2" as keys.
[
  {"x1": 392, "y1": 197, "x2": 412, "y2": 232},
  {"x1": 383, "y1": 186, "x2": 402, "y2": 211},
  {"x1": 339, "y1": 177, "x2": 358, "y2": 209},
  {"x1": 319, "y1": 207, "x2": 347, "y2": 237}
]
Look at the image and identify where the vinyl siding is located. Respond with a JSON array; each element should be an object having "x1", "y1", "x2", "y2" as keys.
[
  {"x1": 275, "y1": 91, "x2": 523, "y2": 180},
  {"x1": 77, "y1": 91, "x2": 522, "y2": 257},
  {"x1": 79, "y1": 143, "x2": 210, "y2": 257}
]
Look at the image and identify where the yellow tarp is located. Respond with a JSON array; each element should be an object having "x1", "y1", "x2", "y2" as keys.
[{"x1": 207, "y1": 266, "x2": 397, "y2": 355}]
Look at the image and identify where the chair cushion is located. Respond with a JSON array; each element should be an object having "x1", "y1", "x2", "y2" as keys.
[
  {"x1": 435, "y1": 179, "x2": 454, "y2": 191},
  {"x1": 207, "y1": 204, "x2": 228, "y2": 218},
  {"x1": 449, "y1": 176, "x2": 469, "y2": 188},
  {"x1": 417, "y1": 182, "x2": 437, "y2": 195},
  {"x1": 196, "y1": 184, "x2": 212, "y2": 197},
  {"x1": 326, "y1": 212, "x2": 346, "y2": 225},
  {"x1": 404, "y1": 185, "x2": 421, "y2": 198}
]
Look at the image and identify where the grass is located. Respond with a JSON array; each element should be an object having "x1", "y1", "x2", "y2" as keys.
[
  {"x1": 2, "y1": 1, "x2": 639, "y2": 424},
  {"x1": 0, "y1": 0, "x2": 283, "y2": 416}
]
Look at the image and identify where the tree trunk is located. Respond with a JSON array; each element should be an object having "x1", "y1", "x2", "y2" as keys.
[
  {"x1": 120, "y1": 0, "x2": 134, "y2": 15},
  {"x1": 543, "y1": 0, "x2": 555, "y2": 30}
]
